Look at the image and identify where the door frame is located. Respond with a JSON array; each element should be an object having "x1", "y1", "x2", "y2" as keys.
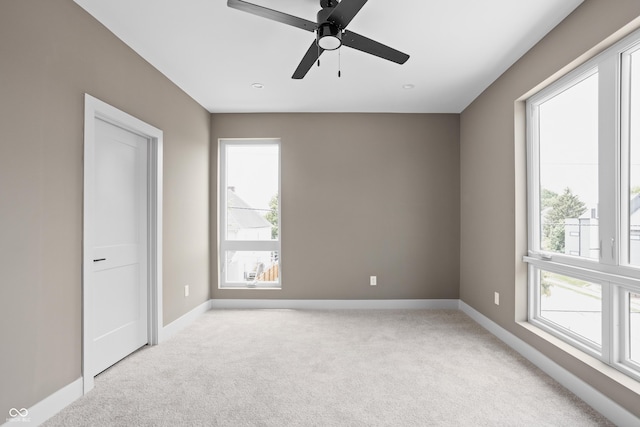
[{"x1": 82, "y1": 94, "x2": 163, "y2": 394}]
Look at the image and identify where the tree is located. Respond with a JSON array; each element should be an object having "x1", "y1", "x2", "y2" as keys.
[
  {"x1": 542, "y1": 187, "x2": 587, "y2": 253},
  {"x1": 540, "y1": 188, "x2": 559, "y2": 209},
  {"x1": 265, "y1": 193, "x2": 278, "y2": 239}
]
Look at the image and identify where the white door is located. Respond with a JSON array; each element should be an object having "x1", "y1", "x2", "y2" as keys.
[{"x1": 91, "y1": 118, "x2": 148, "y2": 376}]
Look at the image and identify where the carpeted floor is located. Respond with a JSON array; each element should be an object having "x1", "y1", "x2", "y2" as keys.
[{"x1": 44, "y1": 309, "x2": 613, "y2": 426}]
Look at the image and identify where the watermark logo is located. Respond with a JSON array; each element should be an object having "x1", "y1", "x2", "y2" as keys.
[
  {"x1": 6, "y1": 408, "x2": 30, "y2": 423},
  {"x1": 9, "y1": 409, "x2": 28, "y2": 418}
]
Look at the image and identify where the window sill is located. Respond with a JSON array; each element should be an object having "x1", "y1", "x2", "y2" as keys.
[{"x1": 517, "y1": 320, "x2": 640, "y2": 395}]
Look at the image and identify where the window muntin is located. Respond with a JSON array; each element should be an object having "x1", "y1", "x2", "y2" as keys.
[
  {"x1": 526, "y1": 30, "x2": 640, "y2": 381},
  {"x1": 219, "y1": 139, "x2": 280, "y2": 289}
]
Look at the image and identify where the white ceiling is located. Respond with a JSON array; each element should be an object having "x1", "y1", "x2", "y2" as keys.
[{"x1": 73, "y1": 0, "x2": 583, "y2": 113}]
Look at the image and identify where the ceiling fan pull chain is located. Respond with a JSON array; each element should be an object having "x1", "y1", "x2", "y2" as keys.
[
  {"x1": 338, "y1": 46, "x2": 341, "y2": 77},
  {"x1": 317, "y1": 35, "x2": 321, "y2": 67}
]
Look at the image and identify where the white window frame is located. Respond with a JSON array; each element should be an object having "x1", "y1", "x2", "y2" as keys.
[
  {"x1": 525, "y1": 28, "x2": 640, "y2": 382},
  {"x1": 218, "y1": 138, "x2": 281, "y2": 289}
]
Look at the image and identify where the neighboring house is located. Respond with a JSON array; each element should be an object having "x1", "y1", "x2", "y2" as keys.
[
  {"x1": 226, "y1": 187, "x2": 277, "y2": 283},
  {"x1": 226, "y1": 187, "x2": 271, "y2": 240},
  {"x1": 565, "y1": 193, "x2": 640, "y2": 263},
  {"x1": 564, "y1": 207, "x2": 599, "y2": 259}
]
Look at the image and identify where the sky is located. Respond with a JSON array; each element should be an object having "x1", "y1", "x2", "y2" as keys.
[{"x1": 539, "y1": 72, "x2": 598, "y2": 208}]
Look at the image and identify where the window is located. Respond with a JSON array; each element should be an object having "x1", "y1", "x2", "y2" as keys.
[
  {"x1": 219, "y1": 139, "x2": 280, "y2": 288},
  {"x1": 537, "y1": 71, "x2": 599, "y2": 260},
  {"x1": 526, "y1": 29, "x2": 640, "y2": 381}
]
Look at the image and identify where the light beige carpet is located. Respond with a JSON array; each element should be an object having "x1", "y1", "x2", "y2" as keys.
[{"x1": 44, "y1": 309, "x2": 613, "y2": 426}]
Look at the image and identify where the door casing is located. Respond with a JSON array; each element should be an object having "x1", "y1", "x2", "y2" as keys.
[{"x1": 82, "y1": 94, "x2": 163, "y2": 394}]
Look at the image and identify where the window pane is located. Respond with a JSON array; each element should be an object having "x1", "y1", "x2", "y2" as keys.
[
  {"x1": 539, "y1": 271, "x2": 602, "y2": 346},
  {"x1": 225, "y1": 251, "x2": 279, "y2": 286},
  {"x1": 225, "y1": 145, "x2": 279, "y2": 241},
  {"x1": 538, "y1": 73, "x2": 599, "y2": 258},
  {"x1": 631, "y1": 292, "x2": 640, "y2": 364},
  {"x1": 628, "y1": 51, "x2": 640, "y2": 265}
]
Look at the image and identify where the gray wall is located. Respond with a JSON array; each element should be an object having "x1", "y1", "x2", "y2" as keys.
[
  {"x1": 211, "y1": 113, "x2": 460, "y2": 300},
  {"x1": 0, "y1": 0, "x2": 210, "y2": 417},
  {"x1": 460, "y1": 0, "x2": 640, "y2": 418}
]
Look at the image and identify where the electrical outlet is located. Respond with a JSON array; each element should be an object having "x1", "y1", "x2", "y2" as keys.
[
  {"x1": 185, "y1": 285, "x2": 190, "y2": 297},
  {"x1": 494, "y1": 292, "x2": 499, "y2": 306},
  {"x1": 370, "y1": 276, "x2": 377, "y2": 286}
]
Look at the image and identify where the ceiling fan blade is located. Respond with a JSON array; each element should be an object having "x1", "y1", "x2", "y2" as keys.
[
  {"x1": 292, "y1": 41, "x2": 325, "y2": 79},
  {"x1": 342, "y1": 30, "x2": 409, "y2": 64},
  {"x1": 326, "y1": 0, "x2": 368, "y2": 28},
  {"x1": 227, "y1": 0, "x2": 316, "y2": 33}
]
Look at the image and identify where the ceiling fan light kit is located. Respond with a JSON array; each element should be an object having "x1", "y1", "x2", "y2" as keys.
[
  {"x1": 227, "y1": 0, "x2": 409, "y2": 79},
  {"x1": 317, "y1": 23, "x2": 342, "y2": 50}
]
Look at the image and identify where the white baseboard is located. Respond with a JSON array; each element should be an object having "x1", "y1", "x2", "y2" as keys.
[
  {"x1": 160, "y1": 299, "x2": 212, "y2": 342},
  {"x1": 210, "y1": 298, "x2": 460, "y2": 310},
  {"x1": 2, "y1": 377, "x2": 83, "y2": 427},
  {"x1": 459, "y1": 301, "x2": 639, "y2": 426}
]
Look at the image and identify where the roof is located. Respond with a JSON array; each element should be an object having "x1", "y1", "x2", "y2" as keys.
[{"x1": 227, "y1": 189, "x2": 271, "y2": 230}]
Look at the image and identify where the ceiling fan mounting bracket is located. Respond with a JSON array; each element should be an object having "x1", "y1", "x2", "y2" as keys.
[
  {"x1": 317, "y1": 6, "x2": 337, "y2": 25},
  {"x1": 320, "y1": 0, "x2": 339, "y2": 9}
]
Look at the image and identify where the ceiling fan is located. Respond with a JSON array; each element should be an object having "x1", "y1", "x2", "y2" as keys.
[{"x1": 227, "y1": 0, "x2": 410, "y2": 79}]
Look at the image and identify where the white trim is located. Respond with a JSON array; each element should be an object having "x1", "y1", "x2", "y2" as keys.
[
  {"x1": 161, "y1": 300, "x2": 213, "y2": 342},
  {"x1": 82, "y1": 94, "x2": 163, "y2": 393},
  {"x1": 459, "y1": 301, "x2": 639, "y2": 426},
  {"x1": 210, "y1": 298, "x2": 460, "y2": 310},
  {"x1": 1, "y1": 378, "x2": 83, "y2": 427},
  {"x1": 149, "y1": 138, "x2": 164, "y2": 345}
]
